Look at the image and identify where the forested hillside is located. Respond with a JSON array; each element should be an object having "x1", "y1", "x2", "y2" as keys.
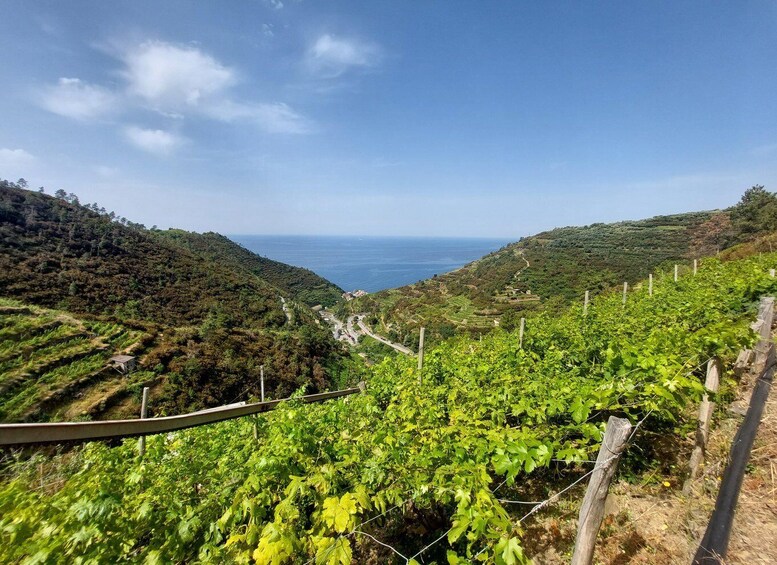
[{"x1": 0, "y1": 181, "x2": 355, "y2": 419}]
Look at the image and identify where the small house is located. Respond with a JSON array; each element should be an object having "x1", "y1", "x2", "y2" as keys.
[{"x1": 110, "y1": 354, "x2": 136, "y2": 374}]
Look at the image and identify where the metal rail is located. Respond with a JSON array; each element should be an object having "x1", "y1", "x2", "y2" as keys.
[
  {"x1": 692, "y1": 345, "x2": 776, "y2": 564},
  {"x1": 0, "y1": 385, "x2": 363, "y2": 447}
]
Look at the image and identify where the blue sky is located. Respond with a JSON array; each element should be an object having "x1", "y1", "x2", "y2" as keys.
[{"x1": 1, "y1": 1, "x2": 776, "y2": 237}]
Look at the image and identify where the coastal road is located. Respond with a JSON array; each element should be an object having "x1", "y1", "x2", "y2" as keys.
[{"x1": 355, "y1": 316, "x2": 414, "y2": 356}]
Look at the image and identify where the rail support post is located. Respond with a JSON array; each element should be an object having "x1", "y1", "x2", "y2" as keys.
[
  {"x1": 417, "y1": 327, "x2": 425, "y2": 383},
  {"x1": 683, "y1": 358, "x2": 721, "y2": 493},
  {"x1": 583, "y1": 290, "x2": 589, "y2": 316},
  {"x1": 571, "y1": 416, "x2": 632, "y2": 565},
  {"x1": 622, "y1": 282, "x2": 628, "y2": 307},
  {"x1": 138, "y1": 386, "x2": 149, "y2": 457},
  {"x1": 649, "y1": 274, "x2": 653, "y2": 297},
  {"x1": 519, "y1": 317, "x2": 525, "y2": 348}
]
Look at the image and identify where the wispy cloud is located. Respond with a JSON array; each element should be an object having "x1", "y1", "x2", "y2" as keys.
[
  {"x1": 0, "y1": 147, "x2": 35, "y2": 168},
  {"x1": 124, "y1": 126, "x2": 186, "y2": 156},
  {"x1": 38, "y1": 78, "x2": 119, "y2": 120},
  {"x1": 205, "y1": 100, "x2": 312, "y2": 133},
  {"x1": 37, "y1": 39, "x2": 312, "y2": 143},
  {"x1": 306, "y1": 34, "x2": 381, "y2": 78}
]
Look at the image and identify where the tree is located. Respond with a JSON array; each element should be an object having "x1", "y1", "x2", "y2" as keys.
[
  {"x1": 54, "y1": 189, "x2": 67, "y2": 199},
  {"x1": 731, "y1": 185, "x2": 777, "y2": 239},
  {"x1": 16, "y1": 178, "x2": 27, "y2": 189}
]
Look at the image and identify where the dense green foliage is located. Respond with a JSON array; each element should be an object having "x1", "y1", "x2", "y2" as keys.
[
  {"x1": 0, "y1": 181, "x2": 340, "y2": 327},
  {"x1": 155, "y1": 230, "x2": 342, "y2": 308},
  {"x1": 2, "y1": 253, "x2": 775, "y2": 563}
]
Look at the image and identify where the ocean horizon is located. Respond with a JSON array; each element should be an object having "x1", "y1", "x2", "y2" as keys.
[{"x1": 229, "y1": 234, "x2": 514, "y2": 293}]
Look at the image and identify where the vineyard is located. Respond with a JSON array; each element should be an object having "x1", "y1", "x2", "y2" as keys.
[
  {"x1": 1, "y1": 254, "x2": 776, "y2": 563},
  {"x1": 0, "y1": 300, "x2": 154, "y2": 423}
]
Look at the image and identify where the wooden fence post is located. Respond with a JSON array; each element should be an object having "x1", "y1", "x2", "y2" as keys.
[
  {"x1": 674, "y1": 264, "x2": 679, "y2": 282},
  {"x1": 519, "y1": 317, "x2": 525, "y2": 348},
  {"x1": 138, "y1": 386, "x2": 149, "y2": 457},
  {"x1": 254, "y1": 364, "x2": 265, "y2": 440},
  {"x1": 417, "y1": 327, "x2": 425, "y2": 382},
  {"x1": 622, "y1": 282, "x2": 628, "y2": 307},
  {"x1": 770, "y1": 268, "x2": 775, "y2": 278},
  {"x1": 694, "y1": 259, "x2": 698, "y2": 275},
  {"x1": 260, "y1": 365, "x2": 265, "y2": 403},
  {"x1": 683, "y1": 358, "x2": 721, "y2": 493},
  {"x1": 649, "y1": 274, "x2": 653, "y2": 297},
  {"x1": 753, "y1": 297, "x2": 775, "y2": 372},
  {"x1": 571, "y1": 416, "x2": 632, "y2": 565},
  {"x1": 583, "y1": 290, "x2": 589, "y2": 316}
]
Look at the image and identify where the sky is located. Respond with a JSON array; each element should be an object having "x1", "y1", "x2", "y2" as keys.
[{"x1": 1, "y1": 1, "x2": 777, "y2": 238}]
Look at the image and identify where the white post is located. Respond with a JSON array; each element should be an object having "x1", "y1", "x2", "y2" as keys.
[
  {"x1": 674, "y1": 264, "x2": 679, "y2": 282},
  {"x1": 649, "y1": 274, "x2": 653, "y2": 297},
  {"x1": 260, "y1": 364, "x2": 265, "y2": 402},
  {"x1": 693, "y1": 259, "x2": 698, "y2": 275},
  {"x1": 138, "y1": 386, "x2": 149, "y2": 457},
  {"x1": 417, "y1": 327, "x2": 425, "y2": 382},
  {"x1": 770, "y1": 269, "x2": 775, "y2": 278},
  {"x1": 583, "y1": 290, "x2": 590, "y2": 316},
  {"x1": 622, "y1": 282, "x2": 628, "y2": 306},
  {"x1": 519, "y1": 317, "x2": 525, "y2": 348}
]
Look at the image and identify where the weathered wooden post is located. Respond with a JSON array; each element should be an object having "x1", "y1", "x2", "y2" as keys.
[
  {"x1": 571, "y1": 416, "x2": 632, "y2": 565},
  {"x1": 694, "y1": 259, "x2": 698, "y2": 275},
  {"x1": 519, "y1": 317, "x2": 525, "y2": 349},
  {"x1": 683, "y1": 358, "x2": 721, "y2": 493},
  {"x1": 649, "y1": 274, "x2": 653, "y2": 297},
  {"x1": 138, "y1": 386, "x2": 149, "y2": 457},
  {"x1": 622, "y1": 282, "x2": 628, "y2": 306},
  {"x1": 753, "y1": 297, "x2": 775, "y2": 372},
  {"x1": 674, "y1": 264, "x2": 679, "y2": 282},
  {"x1": 770, "y1": 268, "x2": 775, "y2": 278},
  {"x1": 260, "y1": 364, "x2": 265, "y2": 402},
  {"x1": 583, "y1": 290, "x2": 590, "y2": 316},
  {"x1": 417, "y1": 327, "x2": 425, "y2": 383}
]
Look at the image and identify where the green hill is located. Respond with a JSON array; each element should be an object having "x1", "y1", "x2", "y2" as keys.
[
  {"x1": 345, "y1": 210, "x2": 728, "y2": 347},
  {"x1": 0, "y1": 181, "x2": 355, "y2": 420}
]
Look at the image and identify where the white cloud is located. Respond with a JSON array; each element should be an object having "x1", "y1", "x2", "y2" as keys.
[
  {"x1": 0, "y1": 148, "x2": 35, "y2": 168},
  {"x1": 39, "y1": 77, "x2": 118, "y2": 120},
  {"x1": 307, "y1": 34, "x2": 381, "y2": 78},
  {"x1": 205, "y1": 100, "x2": 311, "y2": 134},
  {"x1": 123, "y1": 126, "x2": 185, "y2": 155},
  {"x1": 266, "y1": 0, "x2": 284, "y2": 9},
  {"x1": 121, "y1": 41, "x2": 235, "y2": 108}
]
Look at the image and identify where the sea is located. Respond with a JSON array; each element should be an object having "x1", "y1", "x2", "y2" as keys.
[{"x1": 229, "y1": 235, "x2": 514, "y2": 293}]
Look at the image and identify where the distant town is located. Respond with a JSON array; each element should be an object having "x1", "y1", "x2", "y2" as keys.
[{"x1": 342, "y1": 289, "x2": 368, "y2": 301}]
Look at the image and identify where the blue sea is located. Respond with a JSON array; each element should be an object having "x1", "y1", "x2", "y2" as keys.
[{"x1": 229, "y1": 235, "x2": 514, "y2": 293}]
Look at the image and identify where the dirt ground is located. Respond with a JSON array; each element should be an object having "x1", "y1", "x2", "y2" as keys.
[{"x1": 521, "y1": 347, "x2": 777, "y2": 565}]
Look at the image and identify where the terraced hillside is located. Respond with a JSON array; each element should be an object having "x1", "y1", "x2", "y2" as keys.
[
  {"x1": 344, "y1": 210, "x2": 729, "y2": 347},
  {"x1": 0, "y1": 299, "x2": 156, "y2": 422}
]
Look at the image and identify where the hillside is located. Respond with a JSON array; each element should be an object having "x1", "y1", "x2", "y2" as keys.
[
  {"x1": 0, "y1": 182, "x2": 342, "y2": 327},
  {"x1": 3, "y1": 252, "x2": 775, "y2": 563},
  {"x1": 0, "y1": 181, "x2": 356, "y2": 420},
  {"x1": 345, "y1": 209, "x2": 727, "y2": 347},
  {"x1": 154, "y1": 230, "x2": 342, "y2": 307}
]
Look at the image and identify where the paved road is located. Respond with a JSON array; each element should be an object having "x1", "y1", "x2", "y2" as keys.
[{"x1": 355, "y1": 316, "x2": 414, "y2": 356}]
